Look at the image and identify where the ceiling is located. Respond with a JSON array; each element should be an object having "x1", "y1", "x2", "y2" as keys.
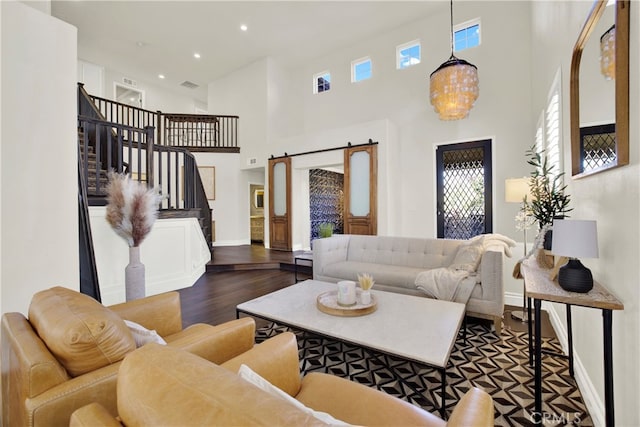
[{"x1": 51, "y1": 1, "x2": 445, "y2": 102}]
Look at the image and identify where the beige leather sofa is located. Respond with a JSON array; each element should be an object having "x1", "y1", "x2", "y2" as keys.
[
  {"x1": 70, "y1": 332, "x2": 495, "y2": 426},
  {"x1": 1, "y1": 286, "x2": 256, "y2": 427},
  {"x1": 313, "y1": 234, "x2": 505, "y2": 331}
]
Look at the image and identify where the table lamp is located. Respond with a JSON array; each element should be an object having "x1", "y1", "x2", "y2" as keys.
[
  {"x1": 505, "y1": 177, "x2": 533, "y2": 322},
  {"x1": 505, "y1": 177, "x2": 533, "y2": 252},
  {"x1": 551, "y1": 219, "x2": 599, "y2": 293}
]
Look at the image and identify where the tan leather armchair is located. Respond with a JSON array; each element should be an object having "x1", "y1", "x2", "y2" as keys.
[
  {"x1": 1, "y1": 287, "x2": 256, "y2": 427},
  {"x1": 70, "y1": 332, "x2": 494, "y2": 426}
]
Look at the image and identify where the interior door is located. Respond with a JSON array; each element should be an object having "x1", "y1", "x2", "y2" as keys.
[
  {"x1": 344, "y1": 144, "x2": 377, "y2": 235},
  {"x1": 268, "y1": 157, "x2": 292, "y2": 250},
  {"x1": 436, "y1": 139, "x2": 492, "y2": 239}
]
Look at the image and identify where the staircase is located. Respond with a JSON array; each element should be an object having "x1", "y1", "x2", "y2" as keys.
[
  {"x1": 76, "y1": 84, "x2": 239, "y2": 300},
  {"x1": 77, "y1": 86, "x2": 214, "y2": 246},
  {"x1": 78, "y1": 129, "x2": 108, "y2": 203}
]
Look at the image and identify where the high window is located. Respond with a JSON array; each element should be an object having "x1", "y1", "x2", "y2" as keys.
[
  {"x1": 453, "y1": 18, "x2": 481, "y2": 52},
  {"x1": 396, "y1": 40, "x2": 421, "y2": 69},
  {"x1": 351, "y1": 57, "x2": 372, "y2": 82},
  {"x1": 313, "y1": 71, "x2": 331, "y2": 94}
]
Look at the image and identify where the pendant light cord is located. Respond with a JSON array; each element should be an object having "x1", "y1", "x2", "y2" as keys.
[{"x1": 449, "y1": 0, "x2": 455, "y2": 57}]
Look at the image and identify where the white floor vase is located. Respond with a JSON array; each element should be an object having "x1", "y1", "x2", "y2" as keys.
[{"x1": 125, "y1": 246, "x2": 145, "y2": 301}]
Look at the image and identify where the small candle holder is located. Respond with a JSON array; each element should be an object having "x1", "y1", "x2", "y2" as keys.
[
  {"x1": 337, "y1": 281, "x2": 357, "y2": 306},
  {"x1": 357, "y1": 273, "x2": 375, "y2": 305},
  {"x1": 360, "y1": 290, "x2": 372, "y2": 305}
]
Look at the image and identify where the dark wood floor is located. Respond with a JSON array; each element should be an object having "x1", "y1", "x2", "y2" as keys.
[
  {"x1": 179, "y1": 244, "x2": 555, "y2": 337},
  {"x1": 178, "y1": 269, "x2": 300, "y2": 328},
  {"x1": 208, "y1": 244, "x2": 301, "y2": 266}
]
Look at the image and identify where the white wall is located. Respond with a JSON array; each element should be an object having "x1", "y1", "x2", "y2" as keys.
[
  {"x1": 210, "y1": 1, "x2": 532, "y2": 296},
  {"x1": 530, "y1": 2, "x2": 639, "y2": 425},
  {"x1": 78, "y1": 59, "x2": 104, "y2": 97},
  {"x1": 89, "y1": 208, "x2": 211, "y2": 306},
  {"x1": 288, "y1": 1, "x2": 532, "y2": 243},
  {"x1": 1, "y1": 1, "x2": 78, "y2": 314},
  {"x1": 102, "y1": 67, "x2": 206, "y2": 113},
  {"x1": 208, "y1": 59, "x2": 269, "y2": 169},
  {"x1": 20, "y1": 1, "x2": 50, "y2": 15},
  {"x1": 193, "y1": 152, "x2": 257, "y2": 246},
  {"x1": 0, "y1": 0, "x2": 3, "y2": 316},
  {"x1": 75, "y1": 61, "x2": 207, "y2": 114}
]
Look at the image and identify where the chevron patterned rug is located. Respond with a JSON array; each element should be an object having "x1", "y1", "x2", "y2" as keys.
[{"x1": 256, "y1": 320, "x2": 592, "y2": 426}]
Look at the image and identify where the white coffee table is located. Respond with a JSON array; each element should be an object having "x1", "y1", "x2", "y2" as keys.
[{"x1": 236, "y1": 279, "x2": 465, "y2": 415}]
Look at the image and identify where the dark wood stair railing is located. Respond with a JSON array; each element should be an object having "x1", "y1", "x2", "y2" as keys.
[
  {"x1": 79, "y1": 83, "x2": 239, "y2": 153},
  {"x1": 78, "y1": 115, "x2": 213, "y2": 246},
  {"x1": 77, "y1": 83, "x2": 216, "y2": 287},
  {"x1": 78, "y1": 116, "x2": 153, "y2": 202},
  {"x1": 78, "y1": 144, "x2": 102, "y2": 302}
]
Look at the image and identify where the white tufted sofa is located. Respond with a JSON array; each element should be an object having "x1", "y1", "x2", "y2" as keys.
[{"x1": 312, "y1": 234, "x2": 504, "y2": 332}]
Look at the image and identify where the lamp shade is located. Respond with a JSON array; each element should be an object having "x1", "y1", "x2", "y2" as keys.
[
  {"x1": 551, "y1": 219, "x2": 599, "y2": 259},
  {"x1": 505, "y1": 177, "x2": 532, "y2": 203},
  {"x1": 429, "y1": 56, "x2": 479, "y2": 120}
]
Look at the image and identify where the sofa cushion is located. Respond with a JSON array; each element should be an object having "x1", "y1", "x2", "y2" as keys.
[
  {"x1": 124, "y1": 319, "x2": 167, "y2": 347},
  {"x1": 28, "y1": 286, "x2": 136, "y2": 377},
  {"x1": 118, "y1": 344, "x2": 327, "y2": 426},
  {"x1": 450, "y1": 241, "x2": 483, "y2": 272},
  {"x1": 345, "y1": 235, "x2": 459, "y2": 269},
  {"x1": 322, "y1": 261, "x2": 427, "y2": 291}
]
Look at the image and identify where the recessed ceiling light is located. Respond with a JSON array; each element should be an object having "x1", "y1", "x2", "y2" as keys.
[
  {"x1": 158, "y1": 74, "x2": 165, "y2": 79},
  {"x1": 193, "y1": 52, "x2": 201, "y2": 59},
  {"x1": 240, "y1": 24, "x2": 248, "y2": 32}
]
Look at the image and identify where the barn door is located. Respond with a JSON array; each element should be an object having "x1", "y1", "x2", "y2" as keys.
[
  {"x1": 344, "y1": 144, "x2": 377, "y2": 235},
  {"x1": 268, "y1": 157, "x2": 292, "y2": 250}
]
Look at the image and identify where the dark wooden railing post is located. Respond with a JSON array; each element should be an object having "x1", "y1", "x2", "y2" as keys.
[
  {"x1": 156, "y1": 111, "x2": 163, "y2": 148},
  {"x1": 145, "y1": 125, "x2": 155, "y2": 188},
  {"x1": 77, "y1": 83, "x2": 84, "y2": 114}
]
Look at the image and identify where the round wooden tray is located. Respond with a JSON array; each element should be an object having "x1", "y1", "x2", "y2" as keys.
[{"x1": 316, "y1": 290, "x2": 377, "y2": 317}]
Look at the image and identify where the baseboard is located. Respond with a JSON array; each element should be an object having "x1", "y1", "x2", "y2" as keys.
[
  {"x1": 546, "y1": 305, "x2": 604, "y2": 426},
  {"x1": 505, "y1": 291, "x2": 524, "y2": 309},
  {"x1": 504, "y1": 291, "x2": 553, "y2": 312},
  {"x1": 213, "y1": 239, "x2": 251, "y2": 247}
]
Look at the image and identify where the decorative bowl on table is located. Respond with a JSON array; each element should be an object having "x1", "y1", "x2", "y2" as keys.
[{"x1": 316, "y1": 289, "x2": 377, "y2": 317}]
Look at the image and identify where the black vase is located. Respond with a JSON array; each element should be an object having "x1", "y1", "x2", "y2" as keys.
[
  {"x1": 543, "y1": 229, "x2": 553, "y2": 250},
  {"x1": 541, "y1": 216, "x2": 564, "y2": 251},
  {"x1": 558, "y1": 259, "x2": 593, "y2": 293}
]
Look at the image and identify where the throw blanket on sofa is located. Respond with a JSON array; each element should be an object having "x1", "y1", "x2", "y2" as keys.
[
  {"x1": 415, "y1": 269, "x2": 477, "y2": 304},
  {"x1": 415, "y1": 233, "x2": 516, "y2": 304}
]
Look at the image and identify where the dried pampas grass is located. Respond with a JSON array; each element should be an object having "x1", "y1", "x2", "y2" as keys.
[
  {"x1": 106, "y1": 172, "x2": 162, "y2": 247},
  {"x1": 358, "y1": 273, "x2": 375, "y2": 290}
]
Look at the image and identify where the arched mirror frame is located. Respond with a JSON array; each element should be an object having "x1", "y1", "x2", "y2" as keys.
[{"x1": 570, "y1": 0, "x2": 629, "y2": 178}]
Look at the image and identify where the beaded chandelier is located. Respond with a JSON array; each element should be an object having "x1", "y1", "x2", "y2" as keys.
[
  {"x1": 429, "y1": 0, "x2": 479, "y2": 120},
  {"x1": 600, "y1": 24, "x2": 615, "y2": 80}
]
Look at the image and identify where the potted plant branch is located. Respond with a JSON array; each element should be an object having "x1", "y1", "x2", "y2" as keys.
[{"x1": 523, "y1": 145, "x2": 572, "y2": 249}]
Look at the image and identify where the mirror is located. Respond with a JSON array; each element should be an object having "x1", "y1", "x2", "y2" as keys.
[
  {"x1": 254, "y1": 189, "x2": 264, "y2": 209},
  {"x1": 570, "y1": 0, "x2": 629, "y2": 178}
]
